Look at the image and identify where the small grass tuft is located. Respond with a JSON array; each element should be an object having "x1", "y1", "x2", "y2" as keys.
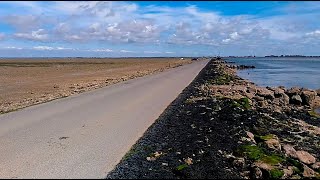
[{"x1": 176, "y1": 164, "x2": 189, "y2": 171}]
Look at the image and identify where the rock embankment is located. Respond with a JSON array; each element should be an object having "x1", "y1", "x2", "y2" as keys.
[{"x1": 107, "y1": 59, "x2": 320, "y2": 179}]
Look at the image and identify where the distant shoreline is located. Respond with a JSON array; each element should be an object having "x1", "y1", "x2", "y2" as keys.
[{"x1": 1, "y1": 55, "x2": 320, "y2": 59}]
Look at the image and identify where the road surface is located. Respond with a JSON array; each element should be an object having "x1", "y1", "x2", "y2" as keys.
[{"x1": 0, "y1": 59, "x2": 208, "y2": 179}]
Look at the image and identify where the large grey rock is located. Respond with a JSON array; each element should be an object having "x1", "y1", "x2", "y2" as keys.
[
  {"x1": 281, "y1": 93, "x2": 290, "y2": 105},
  {"x1": 316, "y1": 89, "x2": 320, "y2": 96},
  {"x1": 303, "y1": 164, "x2": 317, "y2": 177},
  {"x1": 301, "y1": 90, "x2": 316, "y2": 106},
  {"x1": 296, "y1": 150, "x2": 316, "y2": 165},
  {"x1": 256, "y1": 88, "x2": 275, "y2": 100},
  {"x1": 286, "y1": 87, "x2": 301, "y2": 96},
  {"x1": 283, "y1": 144, "x2": 297, "y2": 158},
  {"x1": 311, "y1": 162, "x2": 320, "y2": 170},
  {"x1": 273, "y1": 87, "x2": 285, "y2": 97},
  {"x1": 291, "y1": 95, "x2": 303, "y2": 105}
]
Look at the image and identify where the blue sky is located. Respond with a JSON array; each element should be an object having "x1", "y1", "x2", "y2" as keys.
[{"x1": 0, "y1": 1, "x2": 320, "y2": 57}]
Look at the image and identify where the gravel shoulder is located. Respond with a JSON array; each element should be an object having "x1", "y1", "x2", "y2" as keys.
[{"x1": 107, "y1": 59, "x2": 320, "y2": 179}]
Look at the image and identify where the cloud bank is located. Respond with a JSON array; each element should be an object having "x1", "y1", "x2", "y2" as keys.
[{"x1": 0, "y1": 1, "x2": 320, "y2": 56}]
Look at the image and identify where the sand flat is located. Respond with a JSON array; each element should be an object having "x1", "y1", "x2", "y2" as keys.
[{"x1": 0, "y1": 58, "x2": 190, "y2": 113}]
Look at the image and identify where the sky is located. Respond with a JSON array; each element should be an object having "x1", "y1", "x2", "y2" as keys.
[{"x1": 0, "y1": 1, "x2": 320, "y2": 57}]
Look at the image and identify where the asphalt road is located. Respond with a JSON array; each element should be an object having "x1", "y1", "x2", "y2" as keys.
[{"x1": 0, "y1": 59, "x2": 208, "y2": 179}]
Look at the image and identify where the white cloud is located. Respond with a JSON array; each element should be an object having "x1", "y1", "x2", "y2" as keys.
[
  {"x1": 120, "y1": 50, "x2": 134, "y2": 53},
  {"x1": 90, "y1": 49, "x2": 113, "y2": 52},
  {"x1": 33, "y1": 46, "x2": 74, "y2": 50},
  {"x1": 65, "y1": 35, "x2": 83, "y2": 41},
  {"x1": 4, "y1": 46, "x2": 22, "y2": 50},
  {"x1": 230, "y1": 32, "x2": 240, "y2": 40},
  {"x1": 305, "y1": 30, "x2": 320, "y2": 37},
  {"x1": 222, "y1": 39, "x2": 231, "y2": 43},
  {"x1": 14, "y1": 29, "x2": 49, "y2": 41},
  {"x1": 165, "y1": 51, "x2": 175, "y2": 54},
  {"x1": 33, "y1": 46, "x2": 54, "y2": 50},
  {"x1": 1, "y1": 1, "x2": 320, "y2": 55},
  {"x1": 56, "y1": 47, "x2": 74, "y2": 50}
]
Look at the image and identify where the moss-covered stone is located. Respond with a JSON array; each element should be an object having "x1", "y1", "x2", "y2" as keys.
[
  {"x1": 308, "y1": 110, "x2": 320, "y2": 118},
  {"x1": 213, "y1": 73, "x2": 235, "y2": 85},
  {"x1": 240, "y1": 97, "x2": 251, "y2": 110},
  {"x1": 260, "y1": 154, "x2": 284, "y2": 165},
  {"x1": 239, "y1": 145, "x2": 265, "y2": 160},
  {"x1": 254, "y1": 134, "x2": 277, "y2": 143},
  {"x1": 232, "y1": 100, "x2": 242, "y2": 108},
  {"x1": 231, "y1": 97, "x2": 252, "y2": 110},
  {"x1": 287, "y1": 158, "x2": 304, "y2": 173},
  {"x1": 176, "y1": 164, "x2": 189, "y2": 171},
  {"x1": 269, "y1": 169, "x2": 284, "y2": 179}
]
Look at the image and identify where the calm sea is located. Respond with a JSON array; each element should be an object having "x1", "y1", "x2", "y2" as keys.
[{"x1": 225, "y1": 57, "x2": 320, "y2": 90}]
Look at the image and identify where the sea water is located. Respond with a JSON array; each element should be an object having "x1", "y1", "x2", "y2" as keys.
[{"x1": 226, "y1": 57, "x2": 320, "y2": 90}]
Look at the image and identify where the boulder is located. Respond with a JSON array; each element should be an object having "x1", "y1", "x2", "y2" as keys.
[
  {"x1": 286, "y1": 87, "x2": 301, "y2": 96},
  {"x1": 301, "y1": 90, "x2": 316, "y2": 106},
  {"x1": 246, "y1": 86, "x2": 257, "y2": 94},
  {"x1": 253, "y1": 161, "x2": 273, "y2": 171},
  {"x1": 233, "y1": 157, "x2": 245, "y2": 168},
  {"x1": 265, "y1": 138, "x2": 281, "y2": 151},
  {"x1": 257, "y1": 100, "x2": 267, "y2": 109},
  {"x1": 303, "y1": 164, "x2": 317, "y2": 178},
  {"x1": 280, "y1": 93, "x2": 290, "y2": 105},
  {"x1": 296, "y1": 151, "x2": 316, "y2": 165},
  {"x1": 278, "y1": 86, "x2": 286, "y2": 91},
  {"x1": 253, "y1": 96, "x2": 264, "y2": 101},
  {"x1": 253, "y1": 167, "x2": 263, "y2": 179},
  {"x1": 283, "y1": 144, "x2": 297, "y2": 158},
  {"x1": 316, "y1": 89, "x2": 320, "y2": 96},
  {"x1": 291, "y1": 95, "x2": 303, "y2": 105},
  {"x1": 256, "y1": 88, "x2": 275, "y2": 100},
  {"x1": 311, "y1": 162, "x2": 320, "y2": 170},
  {"x1": 283, "y1": 166, "x2": 294, "y2": 178},
  {"x1": 246, "y1": 131, "x2": 256, "y2": 143},
  {"x1": 273, "y1": 87, "x2": 285, "y2": 98}
]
